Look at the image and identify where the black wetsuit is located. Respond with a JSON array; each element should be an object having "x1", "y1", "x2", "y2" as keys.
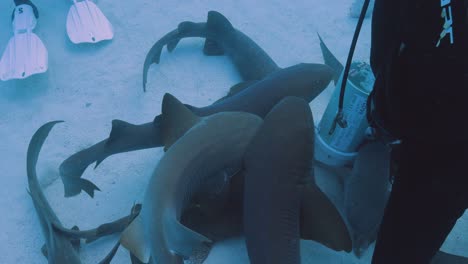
[{"x1": 370, "y1": 0, "x2": 468, "y2": 263}]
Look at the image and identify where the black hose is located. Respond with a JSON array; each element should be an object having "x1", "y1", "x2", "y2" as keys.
[{"x1": 332, "y1": 0, "x2": 372, "y2": 131}]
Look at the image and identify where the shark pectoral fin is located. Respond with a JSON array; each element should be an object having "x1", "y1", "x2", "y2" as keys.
[
  {"x1": 161, "y1": 93, "x2": 201, "y2": 151},
  {"x1": 41, "y1": 244, "x2": 48, "y2": 259},
  {"x1": 203, "y1": 38, "x2": 224, "y2": 56},
  {"x1": 120, "y1": 215, "x2": 151, "y2": 263},
  {"x1": 164, "y1": 216, "x2": 212, "y2": 258},
  {"x1": 167, "y1": 38, "x2": 180, "y2": 52},
  {"x1": 300, "y1": 184, "x2": 352, "y2": 252}
]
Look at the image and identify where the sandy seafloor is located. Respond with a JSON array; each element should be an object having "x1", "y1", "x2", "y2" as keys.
[{"x1": 0, "y1": 0, "x2": 466, "y2": 263}]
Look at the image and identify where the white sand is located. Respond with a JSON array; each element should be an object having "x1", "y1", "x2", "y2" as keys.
[{"x1": 0, "y1": 0, "x2": 465, "y2": 263}]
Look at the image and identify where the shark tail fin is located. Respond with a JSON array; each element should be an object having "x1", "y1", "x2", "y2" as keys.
[
  {"x1": 164, "y1": 214, "x2": 212, "y2": 258},
  {"x1": 300, "y1": 184, "x2": 352, "y2": 252},
  {"x1": 120, "y1": 215, "x2": 151, "y2": 263},
  {"x1": 64, "y1": 177, "x2": 101, "y2": 198},
  {"x1": 161, "y1": 93, "x2": 201, "y2": 151}
]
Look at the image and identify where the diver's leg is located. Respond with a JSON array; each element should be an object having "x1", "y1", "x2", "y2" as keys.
[{"x1": 372, "y1": 142, "x2": 467, "y2": 264}]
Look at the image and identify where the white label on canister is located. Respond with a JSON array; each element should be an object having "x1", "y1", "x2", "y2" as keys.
[{"x1": 329, "y1": 93, "x2": 367, "y2": 151}]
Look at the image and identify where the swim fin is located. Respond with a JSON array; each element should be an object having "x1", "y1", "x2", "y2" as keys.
[
  {"x1": 0, "y1": 2, "x2": 48, "y2": 81},
  {"x1": 66, "y1": 0, "x2": 114, "y2": 44}
]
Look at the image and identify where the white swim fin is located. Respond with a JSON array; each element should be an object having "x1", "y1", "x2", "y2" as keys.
[
  {"x1": 0, "y1": 2, "x2": 48, "y2": 81},
  {"x1": 66, "y1": 0, "x2": 114, "y2": 44}
]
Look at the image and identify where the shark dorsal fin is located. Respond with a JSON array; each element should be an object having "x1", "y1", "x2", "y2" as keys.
[
  {"x1": 108, "y1": 119, "x2": 135, "y2": 146},
  {"x1": 317, "y1": 33, "x2": 344, "y2": 85},
  {"x1": 120, "y1": 215, "x2": 151, "y2": 263},
  {"x1": 161, "y1": 93, "x2": 201, "y2": 151},
  {"x1": 206, "y1": 11, "x2": 234, "y2": 34}
]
